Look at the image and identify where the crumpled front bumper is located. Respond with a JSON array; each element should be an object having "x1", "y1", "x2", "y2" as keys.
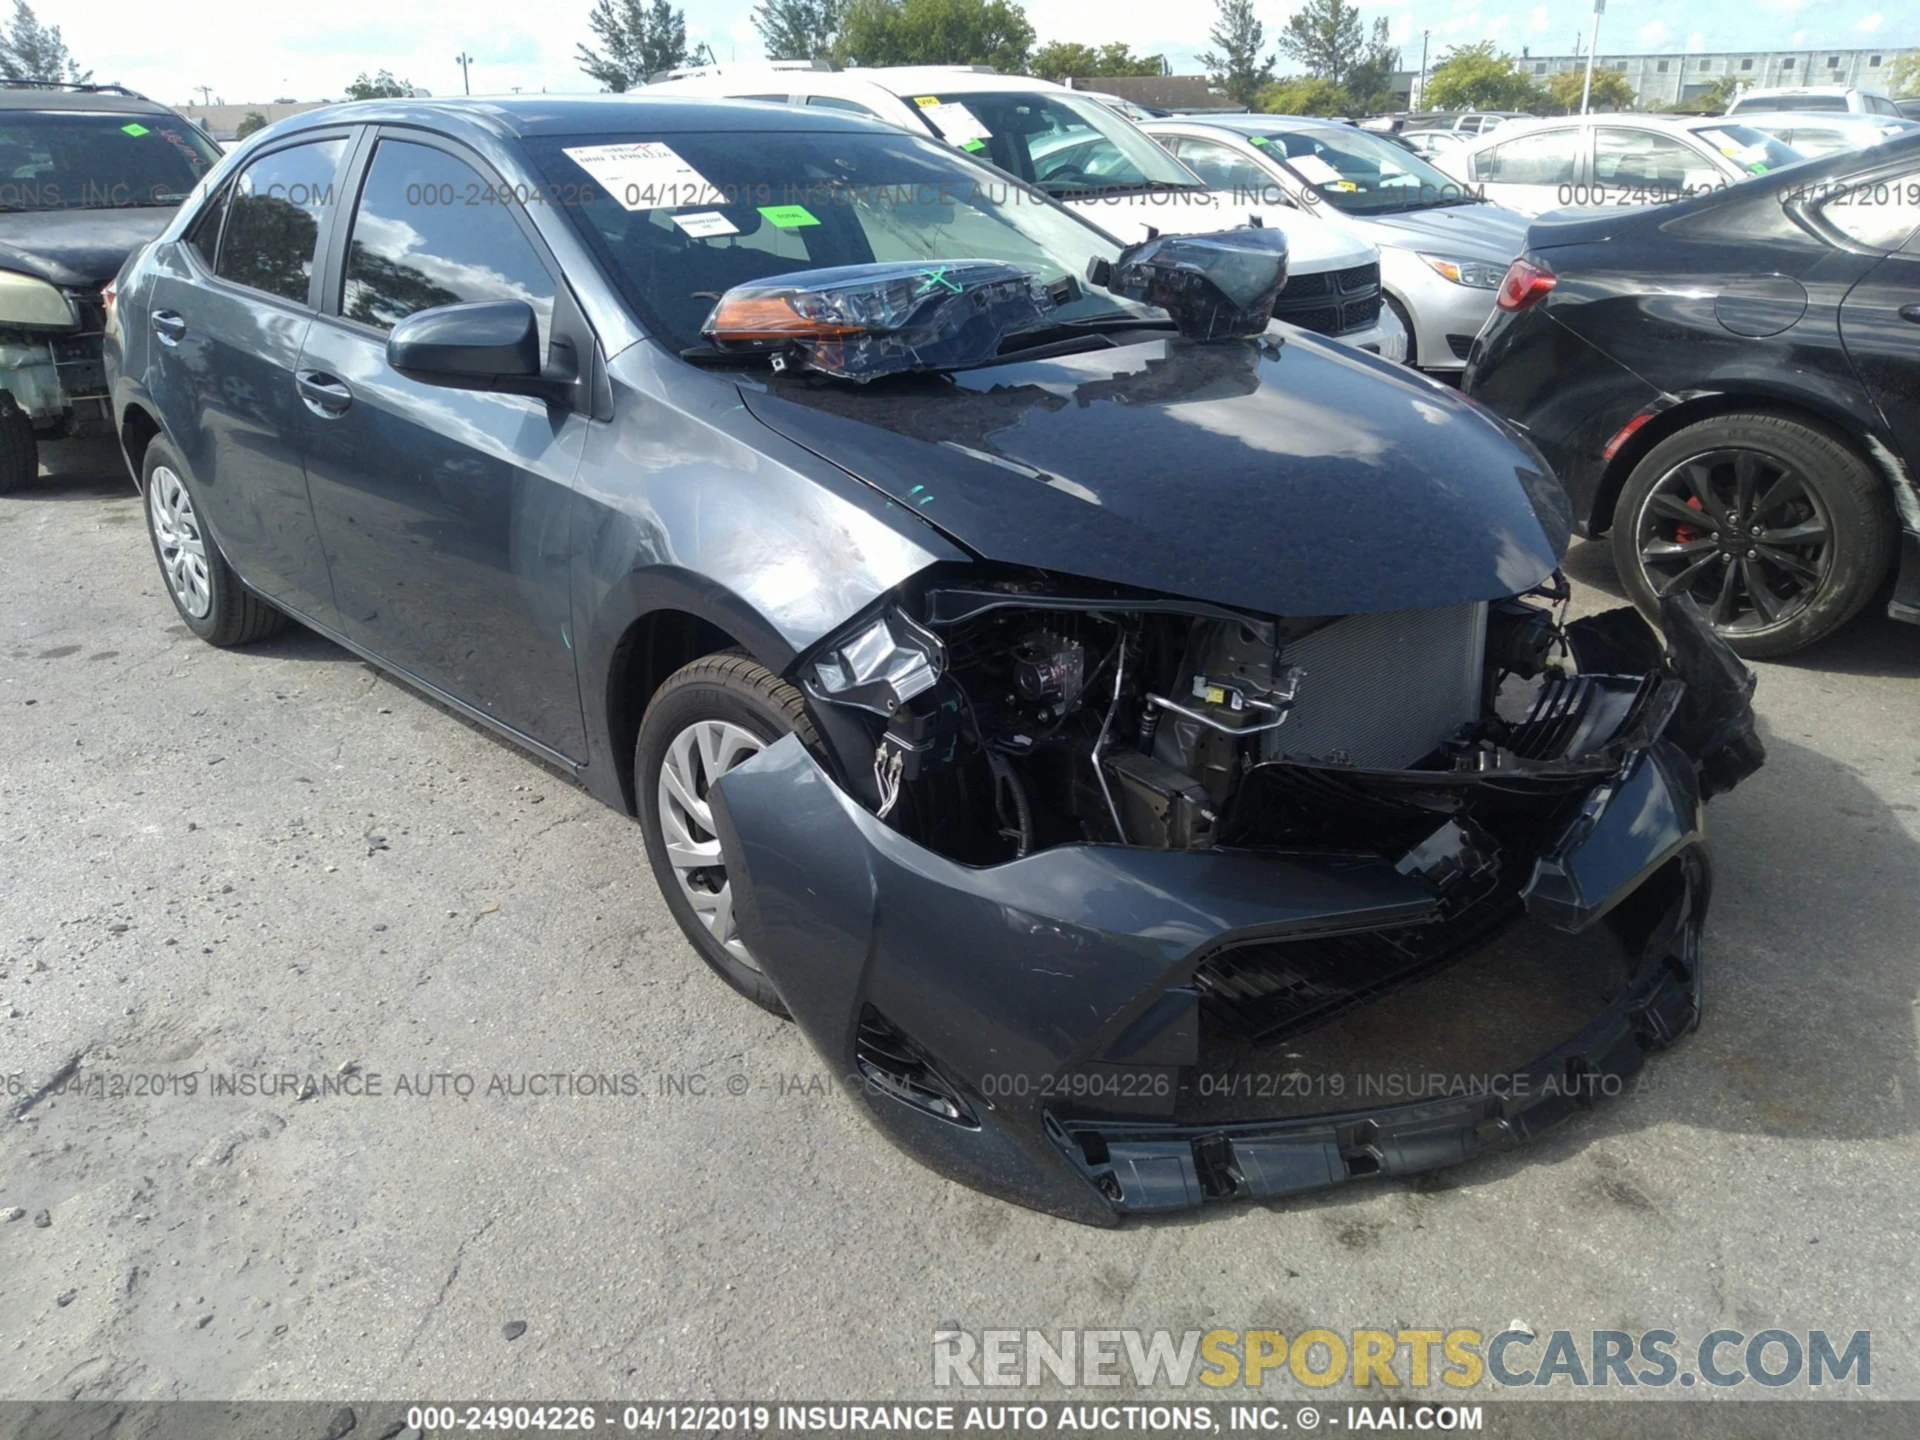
[{"x1": 710, "y1": 601, "x2": 1757, "y2": 1224}]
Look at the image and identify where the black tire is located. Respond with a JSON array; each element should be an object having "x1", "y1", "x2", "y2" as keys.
[
  {"x1": 1611, "y1": 412, "x2": 1895, "y2": 658},
  {"x1": 141, "y1": 438, "x2": 286, "y2": 647},
  {"x1": 0, "y1": 401, "x2": 37, "y2": 494},
  {"x1": 636, "y1": 654, "x2": 818, "y2": 1017}
]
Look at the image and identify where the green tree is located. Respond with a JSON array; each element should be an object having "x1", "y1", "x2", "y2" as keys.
[
  {"x1": 1890, "y1": 53, "x2": 1919, "y2": 98},
  {"x1": 1256, "y1": 75, "x2": 1351, "y2": 116},
  {"x1": 1030, "y1": 40, "x2": 1164, "y2": 82},
  {"x1": 344, "y1": 69, "x2": 414, "y2": 100},
  {"x1": 0, "y1": 0, "x2": 88, "y2": 84},
  {"x1": 1423, "y1": 42, "x2": 1540, "y2": 111},
  {"x1": 1277, "y1": 0, "x2": 1362, "y2": 88},
  {"x1": 832, "y1": 0, "x2": 1034, "y2": 73},
  {"x1": 1345, "y1": 17, "x2": 1401, "y2": 113},
  {"x1": 1198, "y1": 0, "x2": 1274, "y2": 109},
  {"x1": 577, "y1": 0, "x2": 692, "y2": 90},
  {"x1": 753, "y1": 0, "x2": 843, "y2": 60},
  {"x1": 1541, "y1": 66, "x2": 1635, "y2": 114},
  {"x1": 235, "y1": 110, "x2": 269, "y2": 139}
]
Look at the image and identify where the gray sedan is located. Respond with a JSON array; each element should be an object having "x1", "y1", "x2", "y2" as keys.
[{"x1": 1144, "y1": 115, "x2": 1529, "y2": 373}]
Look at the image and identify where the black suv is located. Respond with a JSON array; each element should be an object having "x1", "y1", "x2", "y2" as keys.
[{"x1": 0, "y1": 82, "x2": 220, "y2": 491}]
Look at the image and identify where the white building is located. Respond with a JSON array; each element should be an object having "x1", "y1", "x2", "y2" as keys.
[{"x1": 1516, "y1": 44, "x2": 1914, "y2": 107}]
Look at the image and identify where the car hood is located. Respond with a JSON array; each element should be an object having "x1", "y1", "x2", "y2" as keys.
[
  {"x1": 1062, "y1": 190, "x2": 1375, "y2": 270},
  {"x1": 0, "y1": 206, "x2": 174, "y2": 289},
  {"x1": 1353, "y1": 203, "x2": 1531, "y2": 261},
  {"x1": 740, "y1": 331, "x2": 1570, "y2": 618}
]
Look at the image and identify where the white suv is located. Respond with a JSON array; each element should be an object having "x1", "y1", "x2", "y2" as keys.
[
  {"x1": 1726, "y1": 86, "x2": 1905, "y2": 118},
  {"x1": 646, "y1": 65, "x2": 1403, "y2": 359}
]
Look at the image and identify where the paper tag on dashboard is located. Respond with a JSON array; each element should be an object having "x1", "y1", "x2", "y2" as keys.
[
  {"x1": 920, "y1": 102, "x2": 992, "y2": 146},
  {"x1": 1288, "y1": 154, "x2": 1346, "y2": 187},
  {"x1": 563, "y1": 142, "x2": 723, "y2": 211},
  {"x1": 671, "y1": 210, "x2": 739, "y2": 238}
]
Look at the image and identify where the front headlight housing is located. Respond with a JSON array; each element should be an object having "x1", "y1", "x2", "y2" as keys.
[
  {"x1": 1419, "y1": 254, "x2": 1506, "y2": 290},
  {"x1": 0, "y1": 269, "x2": 77, "y2": 329}
]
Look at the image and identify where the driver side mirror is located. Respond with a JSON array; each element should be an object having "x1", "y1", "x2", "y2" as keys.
[{"x1": 386, "y1": 299, "x2": 575, "y2": 405}]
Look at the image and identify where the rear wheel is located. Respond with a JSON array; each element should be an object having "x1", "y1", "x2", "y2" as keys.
[
  {"x1": 0, "y1": 401, "x2": 37, "y2": 494},
  {"x1": 1384, "y1": 294, "x2": 1417, "y2": 369},
  {"x1": 142, "y1": 438, "x2": 286, "y2": 647},
  {"x1": 1611, "y1": 413, "x2": 1894, "y2": 658},
  {"x1": 636, "y1": 654, "x2": 818, "y2": 1016}
]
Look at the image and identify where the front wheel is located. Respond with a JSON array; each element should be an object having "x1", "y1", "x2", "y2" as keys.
[
  {"x1": 1611, "y1": 413, "x2": 1894, "y2": 658},
  {"x1": 636, "y1": 654, "x2": 818, "y2": 1016},
  {"x1": 0, "y1": 402, "x2": 37, "y2": 494}
]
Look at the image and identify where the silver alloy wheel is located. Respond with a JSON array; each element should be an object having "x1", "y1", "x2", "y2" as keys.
[
  {"x1": 657, "y1": 719, "x2": 766, "y2": 970},
  {"x1": 148, "y1": 465, "x2": 212, "y2": 618}
]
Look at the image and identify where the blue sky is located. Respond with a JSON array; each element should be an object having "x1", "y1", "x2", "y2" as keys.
[{"x1": 59, "y1": 0, "x2": 1913, "y2": 106}]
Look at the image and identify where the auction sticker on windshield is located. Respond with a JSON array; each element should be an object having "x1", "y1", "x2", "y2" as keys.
[
  {"x1": 563, "y1": 141, "x2": 722, "y2": 211},
  {"x1": 671, "y1": 210, "x2": 740, "y2": 238},
  {"x1": 918, "y1": 101, "x2": 993, "y2": 147}
]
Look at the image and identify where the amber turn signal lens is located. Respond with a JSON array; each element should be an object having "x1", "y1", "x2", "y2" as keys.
[{"x1": 706, "y1": 295, "x2": 865, "y2": 341}]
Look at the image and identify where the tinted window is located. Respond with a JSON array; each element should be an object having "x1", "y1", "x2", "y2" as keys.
[
  {"x1": 1167, "y1": 137, "x2": 1272, "y2": 194},
  {"x1": 341, "y1": 140, "x2": 554, "y2": 343},
  {"x1": 1818, "y1": 169, "x2": 1920, "y2": 251},
  {"x1": 1473, "y1": 130, "x2": 1579, "y2": 185},
  {"x1": 217, "y1": 139, "x2": 347, "y2": 304},
  {"x1": 1593, "y1": 128, "x2": 1714, "y2": 187},
  {"x1": 0, "y1": 111, "x2": 218, "y2": 212},
  {"x1": 185, "y1": 183, "x2": 228, "y2": 269},
  {"x1": 806, "y1": 95, "x2": 878, "y2": 116}
]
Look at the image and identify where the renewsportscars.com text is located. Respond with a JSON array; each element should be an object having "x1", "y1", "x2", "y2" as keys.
[{"x1": 932, "y1": 1328, "x2": 1870, "y2": 1390}]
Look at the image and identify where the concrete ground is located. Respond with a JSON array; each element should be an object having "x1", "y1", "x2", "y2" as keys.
[{"x1": 2, "y1": 440, "x2": 1917, "y2": 1410}]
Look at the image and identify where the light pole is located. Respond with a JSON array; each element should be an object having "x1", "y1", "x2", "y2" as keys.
[
  {"x1": 454, "y1": 51, "x2": 473, "y2": 95},
  {"x1": 1416, "y1": 29, "x2": 1430, "y2": 111},
  {"x1": 1579, "y1": 0, "x2": 1604, "y2": 115}
]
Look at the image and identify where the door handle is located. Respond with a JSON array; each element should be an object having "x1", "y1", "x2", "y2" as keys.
[
  {"x1": 1899, "y1": 304, "x2": 1920, "y2": 324},
  {"x1": 295, "y1": 369, "x2": 353, "y2": 417},
  {"x1": 151, "y1": 309, "x2": 185, "y2": 345}
]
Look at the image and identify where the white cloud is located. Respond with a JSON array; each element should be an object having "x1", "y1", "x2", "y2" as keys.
[
  {"x1": 1856, "y1": 12, "x2": 1885, "y2": 32},
  {"x1": 1638, "y1": 20, "x2": 1672, "y2": 47},
  {"x1": 1526, "y1": 6, "x2": 1549, "y2": 35}
]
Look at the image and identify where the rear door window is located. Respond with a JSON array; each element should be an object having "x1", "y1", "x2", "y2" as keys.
[
  {"x1": 1472, "y1": 129, "x2": 1579, "y2": 185},
  {"x1": 1593, "y1": 128, "x2": 1716, "y2": 189},
  {"x1": 215, "y1": 139, "x2": 348, "y2": 305}
]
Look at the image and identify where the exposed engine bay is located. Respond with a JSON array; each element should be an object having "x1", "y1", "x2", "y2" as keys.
[{"x1": 802, "y1": 569, "x2": 1754, "y2": 877}]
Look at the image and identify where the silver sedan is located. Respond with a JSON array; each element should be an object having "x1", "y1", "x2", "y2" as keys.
[{"x1": 1143, "y1": 114, "x2": 1529, "y2": 374}]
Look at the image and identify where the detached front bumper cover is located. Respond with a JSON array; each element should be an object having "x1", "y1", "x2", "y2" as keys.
[{"x1": 711, "y1": 599, "x2": 1760, "y2": 1224}]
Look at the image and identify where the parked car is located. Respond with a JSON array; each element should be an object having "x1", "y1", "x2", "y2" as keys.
[
  {"x1": 1731, "y1": 111, "x2": 1918, "y2": 158},
  {"x1": 1465, "y1": 130, "x2": 1920, "y2": 656},
  {"x1": 1409, "y1": 111, "x2": 1530, "y2": 136},
  {"x1": 1438, "y1": 113, "x2": 1801, "y2": 215},
  {"x1": 645, "y1": 66, "x2": 1403, "y2": 358},
  {"x1": 1726, "y1": 85, "x2": 1906, "y2": 118},
  {"x1": 1395, "y1": 128, "x2": 1469, "y2": 164},
  {"x1": 108, "y1": 95, "x2": 1760, "y2": 1222},
  {"x1": 0, "y1": 81, "x2": 220, "y2": 491},
  {"x1": 1898, "y1": 97, "x2": 1920, "y2": 122},
  {"x1": 1143, "y1": 114, "x2": 1528, "y2": 373},
  {"x1": 1074, "y1": 89, "x2": 1165, "y2": 122}
]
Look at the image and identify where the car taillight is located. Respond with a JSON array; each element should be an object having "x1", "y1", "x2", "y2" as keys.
[{"x1": 1495, "y1": 257, "x2": 1555, "y2": 312}]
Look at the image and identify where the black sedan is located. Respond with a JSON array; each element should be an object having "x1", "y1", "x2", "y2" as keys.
[
  {"x1": 108, "y1": 97, "x2": 1759, "y2": 1224},
  {"x1": 1465, "y1": 131, "x2": 1920, "y2": 657}
]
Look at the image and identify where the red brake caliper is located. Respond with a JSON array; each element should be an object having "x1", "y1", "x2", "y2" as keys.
[{"x1": 1673, "y1": 495, "x2": 1705, "y2": 544}]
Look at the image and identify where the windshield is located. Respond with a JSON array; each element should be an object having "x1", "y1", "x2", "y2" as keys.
[
  {"x1": 0, "y1": 111, "x2": 220, "y2": 211},
  {"x1": 1242, "y1": 125, "x2": 1478, "y2": 214},
  {"x1": 913, "y1": 90, "x2": 1201, "y2": 197},
  {"x1": 526, "y1": 128, "x2": 1162, "y2": 352},
  {"x1": 1686, "y1": 124, "x2": 1801, "y2": 175}
]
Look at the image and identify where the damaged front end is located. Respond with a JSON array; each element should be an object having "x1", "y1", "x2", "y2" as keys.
[{"x1": 711, "y1": 576, "x2": 1762, "y2": 1224}]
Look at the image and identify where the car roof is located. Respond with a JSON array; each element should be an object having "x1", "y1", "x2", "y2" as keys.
[
  {"x1": 1735, "y1": 110, "x2": 1913, "y2": 128},
  {"x1": 0, "y1": 84, "x2": 174, "y2": 115},
  {"x1": 1146, "y1": 113, "x2": 1348, "y2": 135},
  {"x1": 1737, "y1": 85, "x2": 1872, "y2": 98},
  {"x1": 263, "y1": 93, "x2": 889, "y2": 143},
  {"x1": 1454, "y1": 112, "x2": 1731, "y2": 149}
]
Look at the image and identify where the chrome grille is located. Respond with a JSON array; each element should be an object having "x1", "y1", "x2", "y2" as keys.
[{"x1": 1265, "y1": 602, "x2": 1487, "y2": 769}]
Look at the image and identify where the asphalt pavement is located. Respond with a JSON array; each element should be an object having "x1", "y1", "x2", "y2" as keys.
[{"x1": 2, "y1": 438, "x2": 1917, "y2": 1411}]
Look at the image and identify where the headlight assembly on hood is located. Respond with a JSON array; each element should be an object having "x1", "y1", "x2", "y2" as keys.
[
  {"x1": 0, "y1": 270, "x2": 76, "y2": 329},
  {"x1": 1419, "y1": 253, "x2": 1506, "y2": 290},
  {"x1": 1089, "y1": 224, "x2": 1290, "y2": 340},
  {"x1": 701, "y1": 260, "x2": 1058, "y2": 382}
]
